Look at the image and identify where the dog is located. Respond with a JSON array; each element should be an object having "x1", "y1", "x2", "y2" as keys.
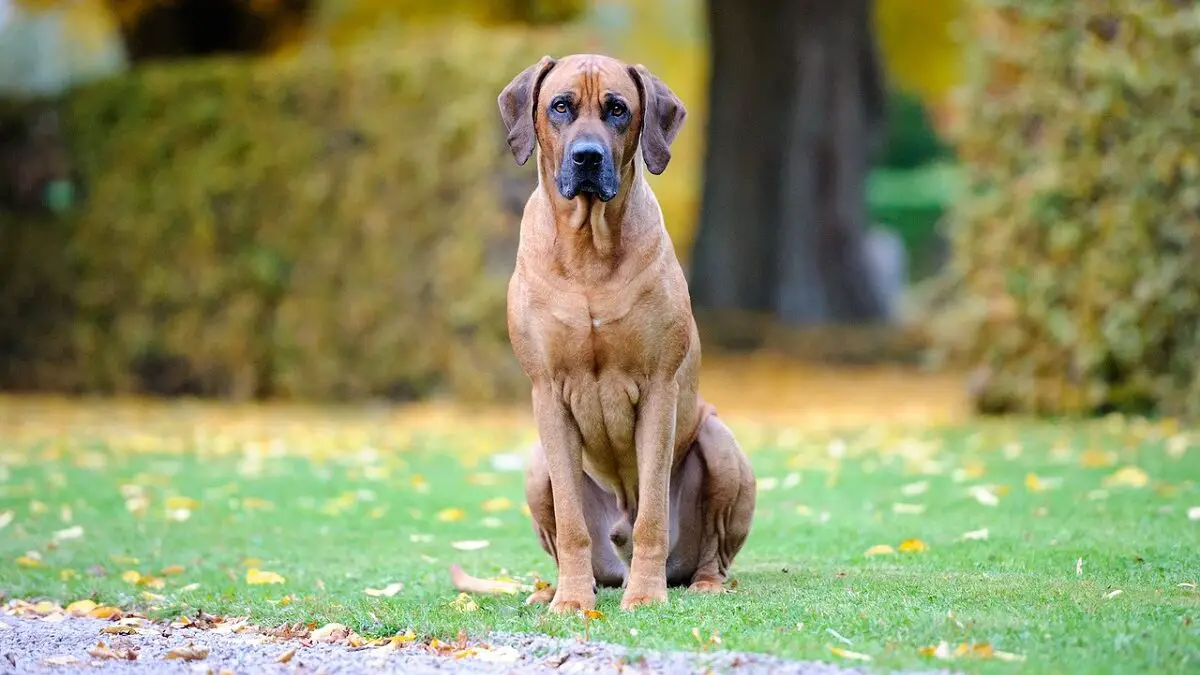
[{"x1": 497, "y1": 54, "x2": 756, "y2": 613}]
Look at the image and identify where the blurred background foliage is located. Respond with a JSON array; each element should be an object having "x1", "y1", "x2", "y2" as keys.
[{"x1": 3, "y1": 0, "x2": 1196, "y2": 420}]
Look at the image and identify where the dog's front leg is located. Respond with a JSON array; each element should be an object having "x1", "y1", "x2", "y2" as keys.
[
  {"x1": 621, "y1": 378, "x2": 678, "y2": 611},
  {"x1": 533, "y1": 383, "x2": 596, "y2": 614}
]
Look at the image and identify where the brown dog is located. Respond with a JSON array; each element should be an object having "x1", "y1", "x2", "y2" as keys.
[{"x1": 497, "y1": 54, "x2": 756, "y2": 613}]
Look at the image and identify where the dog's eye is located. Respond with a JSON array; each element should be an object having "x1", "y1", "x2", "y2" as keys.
[
  {"x1": 553, "y1": 101, "x2": 569, "y2": 114},
  {"x1": 609, "y1": 103, "x2": 626, "y2": 117}
]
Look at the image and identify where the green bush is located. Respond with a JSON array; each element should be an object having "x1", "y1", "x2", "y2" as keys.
[
  {"x1": 931, "y1": 1, "x2": 1200, "y2": 418},
  {"x1": 0, "y1": 26, "x2": 574, "y2": 402}
]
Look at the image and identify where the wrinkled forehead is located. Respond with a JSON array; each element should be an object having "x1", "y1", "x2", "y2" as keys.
[{"x1": 538, "y1": 55, "x2": 640, "y2": 108}]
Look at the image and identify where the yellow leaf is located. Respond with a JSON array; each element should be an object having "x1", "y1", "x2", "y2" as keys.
[
  {"x1": 451, "y1": 540, "x2": 490, "y2": 551},
  {"x1": 53, "y1": 525, "x2": 84, "y2": 541},
  {"x1": 246, "y1": 568, "x2": 286, "y2": 585},
  {"x1": 121, "y1": 570, "x2": 142, "y2": 585},
  {"x1": 243, "y1": 557, "x2": 263, "y2": 567},
  {"x1": 1024, "y1": 473, "x2": 1045, "y2": 492},
  {"x1": 59, "y1": 569, "x2": 78, "y2": 581},
  {"x1": 1080, "y1": 449, "x2": 1116, "y2": 468},
  {"x1": 389, "y1": 630, "x2": 417, "y2": 646},
  {"x1": 277, "y1": 648, "x2": 296, "y2": 664},
  {"x1": 66, "y1": 600, "x2": 97, "y2": 616},
  {"x1": 165, "y1": 496, "x2": 200, "y2": 510},
  {"x1": 311, "y1": 623, "x2": 349, "y2": 642},
  {"x1": 16, "y1": 555, "x2": 42, "y2": 568},
  {"x1": 368, "y1": 506, "x2": 388, "y2": 519},
  {"x1": 110, "y1": 555, "x2": 139, "y2": 565},
  {"x1": 1104, "y1": 466, "x2": 1149, "y2": 489},
  {"x1": 481, "y1": 497, "x2": 512, "y2": 512},
  {"x1": 364, "y1": 582, "x2": 405, "y2": 598},
  {"x1": 864, "y1": 544, "x2": 896, "y2": 556},
  {"x1": 899, "y1": 538, "x2": 929, "y2": 553},
  {"x1": 437, "y1": 507, "x2": 466, "y2": 522},
  {"x1": 101, "y1": 624, "x2": 137, "y2": 635},
  {"x1": 89, "y1": 606, "x2": 121, "y2": 619},
  {"x1": 827, "y1": 645, "x2": 873, "y2": 662},
  {"x1": 450, "y1": 592, "x2": 479, "y2": 612},
  {"x1": 160, "y1": 564, "x2": 185, "y2": 576},
  {"x1": 582, "y1": 609, "x2": 605, "y2": 621}
]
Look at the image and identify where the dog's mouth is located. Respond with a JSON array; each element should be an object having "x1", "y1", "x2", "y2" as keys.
[{"x1": 568, "y1": 180, "x2": 618, "y2": 202}]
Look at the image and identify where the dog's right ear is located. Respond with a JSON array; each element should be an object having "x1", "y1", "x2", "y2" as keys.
[{"x1": 497, "y1": 56, "x2": 557, "y2": 166}]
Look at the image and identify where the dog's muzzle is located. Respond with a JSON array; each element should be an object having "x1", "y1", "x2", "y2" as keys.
[{"x1": 558, "y1": 140, "x2": 619, "y2": 202}]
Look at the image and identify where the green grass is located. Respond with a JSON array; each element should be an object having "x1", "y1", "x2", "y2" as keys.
[{"x1": 1, "y1": 406, "x2": 1198, "y2": 674}]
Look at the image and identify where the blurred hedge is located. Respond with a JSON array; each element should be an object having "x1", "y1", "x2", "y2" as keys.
[
  {"x1": 930, "y1": 1, "x2": 1200, "y2": 418},
  {"x1": 0, "y1": 25, "x2": 575, "y2": 402}
]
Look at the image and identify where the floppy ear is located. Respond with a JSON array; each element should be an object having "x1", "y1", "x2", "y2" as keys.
[
  {"x1": 627, "y1": 64, "x2": 687, "y2": 175},
  {"x1": 497, "y1": 56, "x2": 557, "y2": 166}
]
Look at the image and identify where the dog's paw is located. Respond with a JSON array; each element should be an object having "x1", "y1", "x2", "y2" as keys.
[
  {"x1": 620, "y1": 576, "x2": 668, "y2": 611},
  {"x1": 525, "y1": 585, "x2": 556, "y2": 606},
  {"x1": 548, "y1": 587, "x2": 595, "y2": 614},
  {"x1": 686, "y1": 577, "x2": 726, "y2": 594},
  {"x1": 619, "y1": 590, "x2": 668, "y2": 611}
]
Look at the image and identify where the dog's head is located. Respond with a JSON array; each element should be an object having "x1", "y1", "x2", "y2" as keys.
[{"x1": 497, "y1": 54, "x2": 686, "y2": 202}]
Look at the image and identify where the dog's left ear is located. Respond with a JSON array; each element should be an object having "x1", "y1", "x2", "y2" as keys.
[
  {"x1": 627, "y1": 64, "x2": 687, "y2": 175},
  {"x1": 497, "y1": 55, "x2": 557, "y2": 166}
]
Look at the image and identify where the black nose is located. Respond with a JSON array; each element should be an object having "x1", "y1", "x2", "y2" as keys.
[{"x1": 571, "y1": 143, "x2": 604, "y2": 169}]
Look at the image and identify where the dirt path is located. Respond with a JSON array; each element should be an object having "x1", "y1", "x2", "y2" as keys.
[{"x1": 0, "y1": 614, "x2": 954, "y2": 675}]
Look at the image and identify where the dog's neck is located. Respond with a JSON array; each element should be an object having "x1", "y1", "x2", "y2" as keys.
[{"x1": 536, "y1": 151, "x2": 648, "y2": 270}]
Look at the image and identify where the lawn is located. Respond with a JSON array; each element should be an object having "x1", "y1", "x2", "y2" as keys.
[{"x1": 1, "y1": 394, "x2": 1197, "y2": 674}]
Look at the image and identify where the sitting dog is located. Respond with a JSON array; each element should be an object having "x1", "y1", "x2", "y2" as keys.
[{"x1": 497, "y1": 53, "x2": 756, "y2": 613}]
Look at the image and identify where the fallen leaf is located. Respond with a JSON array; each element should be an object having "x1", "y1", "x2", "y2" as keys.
[
  {"x1": 364, "y1": 582, "x2": 405, "y2": 598},
  {"x1": 164, "y1": 642, "x2": 209, "y2": 661},
  {"x1": 1187, "y1": 506, "x2": 1200, "y2": 521},
  {"x1": 481, "y1": 497, "x2": 512, "y2": 512},
  {"x1": 960, "y1": 527, "x2": 989, "y2": 541},
  {"x1": 53, "y1": 525, "x2": 84, "y2": 542},
  {"x1": 66, "y1": 600, "x2": 97, "y2": 616},
  {"x1": 994, "y1": 650, "x2": 1026, "y2": 662},
  {"x1": 311, "y1": 623, "x2": 350, "y2": 642},
  {"x1": 1076, "y1": 557, "x2": 1084, "y2": 576},
  {"x1": 88, "y1": 640, "x2": 136, "y2": 661},
  {"x1": 864, "y1": 544, "x2": 895, "y2": 556},
  {"x1": 450, "y1": 593, "x2": 479, "y2": 612},
  {"x1": 1105, "y1": 589, "x2": 1123, "y2": 599},
  {"x1": 0, "y1": 621, "x2": 9, "y2": 631},
  {"x1": 1104, "y1": 466, "x2": 1149, "y2": 489},
  {"x1": 16, "y1": 554, "x2": 42, "y2": 568},
  {"x1": 165, "y1": 496, "x2": 200, "y2": 510},
  {"x1": 160, "y1": 564, "x2": 186, "y2": 576},
  {"x1": 41, "y1": 655, "x2": 79, "y2": 666},
  {"x1": 451, "y1": 540, "x2": 490, "y2": 551},
  {"x1": 827, "y1": 645, "x2": 872, "y2": 662},
  {"x1": 1080, "y1": 449, "x2": 1117, "y2": 468},
  {"x1": 0, "y1": 510, "x2": 13, "y2": 530},
  {"x1": 246, "y1": 568, "x2": 286, "y2": 585},
  {"x1": 437, "y1": 507, "x2": 466, "y2": 522},
  {"x1": 89, "y1": 606, "x2": 122, "y2": 620},
  {"x1": 968, "y1": 485, "x2": 999, "y2": 506},
  {"x1": 59, "y1": 569, "x2": 78, "y2": 581},
  {"x1": 473, "y1": 645, "x2": 521, "y2": 663},
  {"x1": 276, "y1": 648, "x2": 297, "y2": 664},
  {"x1": 389, "y1": 630, "x2": 418, "y2": 647},
  {"x1": 110, "y1": 555, "x2": 139, "y2": 565},
  {"x1": 899, "y1": 538, "x2": 929, "y2": 553},
  {"x1": 179, "y1": 583, "x2": 201, "y2": 593},
  {"x1": 901, "y1": 480, "x2": 929, "y2": 496},
  {"x1": 892, "y1": 503, "x2": 926, "y2": 515}
]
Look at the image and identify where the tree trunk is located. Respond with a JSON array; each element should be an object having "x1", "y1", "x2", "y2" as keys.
[{"x1": 690, "y1": 0, "x2": 888, "y2": 328}]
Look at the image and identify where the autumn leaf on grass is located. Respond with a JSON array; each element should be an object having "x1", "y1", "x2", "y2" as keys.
[
  {"x1": 901, "y1": 480, "x2": 929, "y2": 497},
  {"x1": 1024, "y1": 473, "x2": 1062, "y2": 493},
  {"x1": 960, "y1": 527, "x2": 989, "y2": 541},
  {"x1": 90, "y1": 606, "x2": 122, "y2": 620},
  {"x1": 364, "y1": 582, "x2": 404, "y2": 598},
  {"x1": 1080, "y1": 449, "x2": 1117, "y2": 468},
  {"x1": 864, "y1": 544, "x2": 895, "y2": 556},
  {"x1": 53, "y1": 525, "x2": 84, "y2": 542},
  {"x1": 160, "y1": 564, "x2": 185, "y2": 576},
  {"x1": 892, "y1": 503, "x2": 926, "y2": 515},
  {"x1": 246, "y1": 568, "x2": 286, "y2": 585},
  {"x1": 899, "y1": 538, "x2": 929, "y2": 553},
  {"x1": 481, "y1": 497, "x2": 512, "y2": 513},
  {"x1": 437, "y1": 507, "x2": 466, "y2": 523},
  {"x1": 450, "y1": 593, "x2": 480, "y2": 613},
  {"x1": 1188, "y1": 506, "x2": 1200, "y2": 521},
  {"x1": 451, "y1": 540, "x2": 490, "y2": 551},
  {"x1": 164, "y1": 642, "x2": 209, "y2": 661},
  {"x1": 1103, "y1": 466, "x2": 1149, "y2": 489},
  {"x1": 827, "y1": 645, "x2": 872, "y2": 662},
  {"x1": 16, "y1": 553, "x2": 43, "y2": 568},
  {"x1": 0, "y1": 510, "x2": 13, "y2": 530},
  {"x1": 968, "y1": 485, "x2": 999, "y2": 506}
]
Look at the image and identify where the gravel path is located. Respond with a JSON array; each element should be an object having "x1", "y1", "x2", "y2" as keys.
[{"x1": 0, "y1": 614, "x2": 954, "y2": 675}]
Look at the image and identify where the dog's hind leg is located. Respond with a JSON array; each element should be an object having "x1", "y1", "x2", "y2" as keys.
[{"x1": 685, "y1": 413, "x2": 756, "y2": 593}]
